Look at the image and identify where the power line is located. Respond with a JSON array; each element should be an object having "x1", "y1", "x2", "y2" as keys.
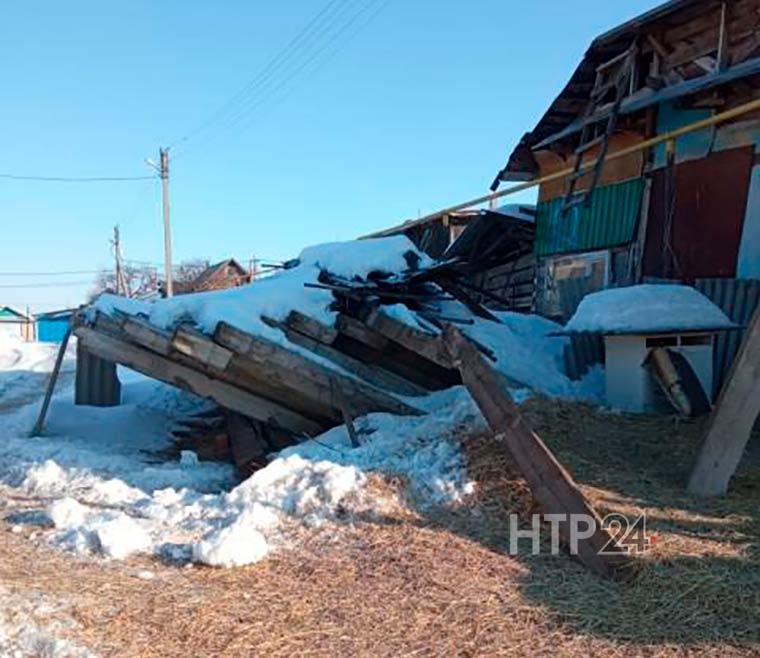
[
  {"x1": 0, "y1": 270, "x2": 104, "y2": 277},
  {"x1": 171, "y1": 0, "x2": 349, "y2": 150},
  {"x1": 171, "y1": 0, "x2": 389, "y2": 158},
  {"x1": 0, "y1": 173, "x2": 155, "y2": 183},
  {"x1": 218, "y1": 0, "x2": 387, "y2": 137},
  {"x1": 0, "y1": 280, "x2": 95, "y2": 289}
]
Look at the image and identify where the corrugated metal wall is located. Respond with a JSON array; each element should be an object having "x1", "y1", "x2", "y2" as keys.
[
  {"x1": 695, "y1": 277, "x2": 760, "y2": 398},
  {"x1": 535, "y1": 177, "x2": 645, "y2": 256},
  {"x1": 75, "y1": 342, "x2": 121, "y2": 407}
]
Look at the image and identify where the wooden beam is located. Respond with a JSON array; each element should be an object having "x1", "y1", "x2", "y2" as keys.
[
  {"x1": 172, "y1": 324, "x2": 233, "y2": 371},
  {"x1": 213, "y1": 322, "x2": 422, "y2": 418},
  {"x1": 74, "y1": 326, "x2": 323, "y2": 436},
  {"x1": 442, "y1": 325, "x2": 631, "y2": 580},
  {"x1": 285, "y1": 310, "x2": 338, "y2": 345},
  {"x1": 262, "y1": 315, "x2": 428, "y2": 397},
  {"x1": 716, "y1": 1, "x2": 729, "y2": 71},
  {"x1": 688, "y1": 306, "x2": 760, "y2": 496},
  {"x1": 30, "y1": 328, "x2": 72, "y2": 437},
  {"x1": 117, "y1": 313, "x2": 172, "y2": 355},
  {"x1": 362, "y1": 308, "x2": 454, "y2": 369},
  {"x1": 336, "y1": 314, "x2": 390, "y2": 351},
  {"x1": 103, "y1": 314, "x2": 340, "y2": 425}
]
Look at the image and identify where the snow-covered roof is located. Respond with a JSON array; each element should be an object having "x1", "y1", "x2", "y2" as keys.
[{"x1": 563, "y1": 285, "x2": 737, "y2": 335}]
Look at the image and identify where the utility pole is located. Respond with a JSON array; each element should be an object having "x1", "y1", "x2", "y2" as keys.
[
  {"x1": 159, "y1": 148, "x2": 173, "y2": 298},
  {"x1": 112, "y1": 225, "x2": 128, "y2": 297}
]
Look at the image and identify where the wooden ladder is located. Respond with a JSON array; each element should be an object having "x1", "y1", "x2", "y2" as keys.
[{"x1": 561, "y1": 43, "x2": 638, "y2": 216}]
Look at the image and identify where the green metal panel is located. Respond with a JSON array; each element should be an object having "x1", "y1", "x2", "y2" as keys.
[{"x1": 535, "y1": 177, "x2": 645, "y2": 256}]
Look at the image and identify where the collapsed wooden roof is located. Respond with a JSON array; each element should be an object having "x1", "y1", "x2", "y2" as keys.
[{"x1": 492, "y1": 0, "x2": 760, "y2": 186}]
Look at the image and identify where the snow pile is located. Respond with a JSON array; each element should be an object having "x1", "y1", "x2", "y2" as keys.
[
  {"x1": 564, "y1": 284, "x2": 736, "y2": 335},
  {"x1": 464, "y1": 311, "x2": 602, "y2": 399},
  {"x1": 1, "y1": 357, "x2": 481, "y2": 568}
]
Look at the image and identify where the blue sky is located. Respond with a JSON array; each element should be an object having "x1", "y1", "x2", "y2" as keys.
[{"x1": 1, "y1": 0, "x2": 661, "y2": 311}]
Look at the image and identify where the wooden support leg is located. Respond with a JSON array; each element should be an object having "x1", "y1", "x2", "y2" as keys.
[
  {"x1": 30, "y1": 328, "x2": 72, "y2": 437},
  {"x1": 688, "y1": 306, "x2": 760, "y2": 496},
  {"x1": 442, "y1": 325, "x2": 631, "y2": 580}
]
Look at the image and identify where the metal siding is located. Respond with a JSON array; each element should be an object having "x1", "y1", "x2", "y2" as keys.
[
  {"x1": 643, "y1": 146, "x2": 753, "y2": 280},
  {"x1": 535, "y1": 178, "x2": 644, "y2": 256},
  {"x1": 695, "y1": 278, "x2": 760, "y2": 398}
]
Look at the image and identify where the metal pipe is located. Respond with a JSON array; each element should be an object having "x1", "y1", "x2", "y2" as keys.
[{"x1": 366, "y1": 96, "x2": 760, "y2": 238}]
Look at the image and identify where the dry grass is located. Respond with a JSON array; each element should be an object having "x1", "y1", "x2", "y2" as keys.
[{"x1": 1, "y1": 398, "x2": 759, "y2": 657}]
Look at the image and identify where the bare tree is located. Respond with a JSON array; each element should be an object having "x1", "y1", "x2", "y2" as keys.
[
  {"x1": 90, "y1": 264, "x2": 159, "y2": 301},
  {"x1": 90, "y1": 259, "x2": 210, "y2": 300}
]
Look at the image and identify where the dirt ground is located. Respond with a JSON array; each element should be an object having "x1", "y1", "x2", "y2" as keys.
[{"x1": 1, "y1": 398, "x2": 759, "y2": 657}]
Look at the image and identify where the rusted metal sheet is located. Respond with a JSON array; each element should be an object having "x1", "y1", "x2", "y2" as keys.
[
  {"x1": 695, "y1": 277, "x2": 760, "y2": 398},
  {"x1": 535, "y1": 178, "x2": 645, "y2": 257},
  {"x1": 643, "y1": 146, "x2": 754, "y2": 281}
]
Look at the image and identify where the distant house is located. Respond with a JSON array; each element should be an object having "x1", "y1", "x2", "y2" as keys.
[
  {"x1": 0, "y1": 306, "x2": 35, "y2": 341},
  {"x1": 36, "y1": 308, "x2": 75, "y2": 343},
  {"x1": 174, "y1": 259, "x2": 252, "y2": 295}
]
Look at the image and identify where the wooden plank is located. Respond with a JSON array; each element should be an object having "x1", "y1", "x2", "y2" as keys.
[
  {"x1": 172, "y1": 324, "x2": 233, "y2": 371},
  {"x1": 688, "y1": 305, "x2": 760, "y2": 496},
  {"x1": 96, "y1": 313, "x2": 340, "y2": 424},
  {"x1": 74, "y1": 326, "x2": 324, "y2": 436},
  {"x1": 30, "y1": 328, "x2": 72, "y2": 437},
  {"x1": 214, "y1": 322, "x2": 422, "y2": 418},
  {"x1": 285, "y1": 310, "x2": 338, "y2": 344},
  {"x1": 263, "y1": 315, "x2": 428, "y2": 397},
  {"x1": 363, "y1": 307, "x2": 454, "y2": 369},
  {"x1": 336, "y1": 314, "x2": 390, "y2": 351},
  {"x1": 442, "y1": 325, "x2": 631, "y2": 580},
  {"x1": 117, "y1": 313, "x2": 172, "y2": 355}
]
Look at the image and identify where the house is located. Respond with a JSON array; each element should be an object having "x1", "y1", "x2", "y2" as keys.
[
  {"x1": 489, "y1": 0, "x2": 760, "y2": 319},
  {"x1": 36, "y1": 308, "x2": 76, "y2": 343},
  {"x1": 173, "y1": 259, "x2": 252, "y2": 295},
  {"x1": 0, "y1": 306, "x2": 36, "y2": 341}
]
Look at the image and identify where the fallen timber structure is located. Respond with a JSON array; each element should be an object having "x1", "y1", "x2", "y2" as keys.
[
  {"x1": 37, "y1": 247, "x2": 638, "y2": 579},
  {"x1": 69, "y1": 259, "x2": 498, "y2": 469}
]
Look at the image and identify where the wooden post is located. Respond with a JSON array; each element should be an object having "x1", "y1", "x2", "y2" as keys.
[
  {"x1": 30, "y1": 328, "x2": 72, "y2": 437},
  {"x1": 442, "y1": 325, "x2": 631, "y2": 580},
  {"x1": 689, "y1": 306, "x2": 760, "y2": 496}
]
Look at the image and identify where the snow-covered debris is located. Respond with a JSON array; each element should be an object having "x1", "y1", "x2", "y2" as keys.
[
  {"x1": 564, "y1": 284, "x2": 736, "y2": 335},
  {"x1": 93, "y1": 236, "x2": 429, "y2": 340}
]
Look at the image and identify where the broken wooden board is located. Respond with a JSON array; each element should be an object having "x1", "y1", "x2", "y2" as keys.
[
  {"x1": 442, "y1": 325, "x2": 631, "y2": 580},
  {"x1": 285, "y1": 310, "x2": 339, "y2": 345},
  {"x1": 172, "y1": 325, "x2": 233, "y2": 371},
  {"x1": 92, "y1": 313, "x2": 341, "y2": 426},
  {"x1": 214, "y1": 321, "x2": 423, "y2": 418},
  {"x1": 689, "y1": 305, "x2": 760, "y2": 496},
  {"x1": 362, "y1": 307, "x2": 454, "y2": 369},
  {"x1": 264, "y1": 314, "x2": 429, "y2": 397},
  {"x1": 74, "y1": 326, "x2": 324, "y2": 437}
]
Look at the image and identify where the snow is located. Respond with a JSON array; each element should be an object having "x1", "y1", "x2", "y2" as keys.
[
  {"x1": 0, "y1": 335, "x2": 483, "y2": 568},
  {"x1": 93, "y1": 236, "x2": 430, "y2": 341},
  {"x1": 463, "y1": 311, "x2": 602, "y2": 399},
  {"x1": 564, "y1": 284, "x2": 736, "y2": 335}
]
